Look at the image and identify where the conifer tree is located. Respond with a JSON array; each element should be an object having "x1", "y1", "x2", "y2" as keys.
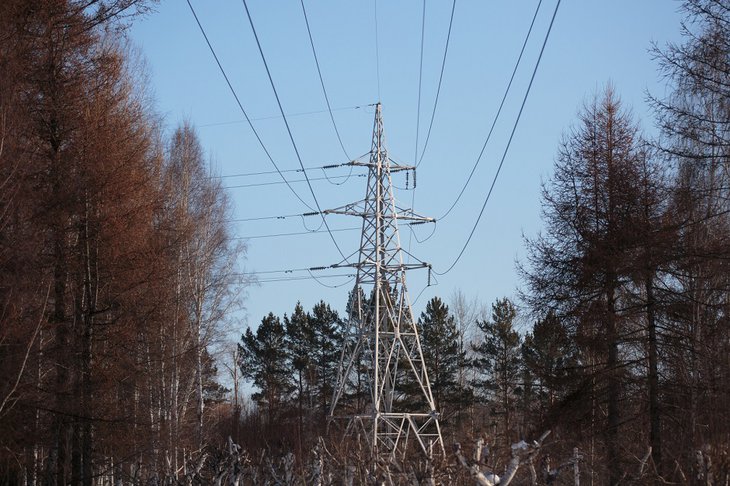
[
  {"x1": 284, "y1": 302, "x2": 315, "y2": 449},
  {"x1": 414, "y1": 297, "x2": 469, "y2": 420},
  {"x1": 309, "y1": 301, "x2": 343, "y2": 420},
  {"x1": 339, "y1": 285, "x2": 369, "y2": 412},
  {"x1": 239, "y1": 313, "x2": 292, "y2": 425},
  {"x1": 521, "y1": 87, "x2": 652, "y2": 484},
  {"x1": 472, "y1": 298, "x2": 521, "y2": 446},
  {"x1": 522, "y1": 311, "x2": 577, "y2": 416}
]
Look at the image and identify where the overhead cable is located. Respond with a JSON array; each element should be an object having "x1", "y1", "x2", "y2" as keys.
[
  {"x1": 300, "y1": 0, "x2": 352, "y2": 161},
  {"x1": 185, "y1": 0, "x2": 314, "y2": 211},
  {"x1": 224, "y1": 173, "x2": 365, "y2": 190},
  {"x1": 437, "y1": 0, "x2": 544, "y2": 222},
  {"x1": 199, "y1": 104, "x2": 365, "y2": 128},
  {"x1": 307, "y1": 271, "x2": 356, "y2": 289},
  {"x1": 214, "y1": 161, "x2": 355, "y2": 179},
  {"x1": 241, "y1": 0, "x2": 351, "y2": 263},
  {"x1": 408, "y1": 222, "x2": 437, "y2": 244},
  {"x1": 406, "y1": 0, "x2": 434, "y2": 260},
  {"x1": 228, "y1": 210, "x2": 432, "y2": 225},
  {"x1": 416, "y1": 0, "x2": 457, "y2": 168},
  {"x1": 232, "y1": 227, "x2": 360, "y2": 240},
  {"x1": 255, "y1": 274, "x2": 356, "y2": 284},
  {"x1": 226, "y1": 212, "x2": 320, "y2": 223},
  {"x1": 239, "y1": 261, "x2": 355, "y2": 277},
  {"x1": 434, "y1": 0, "x2": 561, "y2": 276},
  {"x1": 414, "y1": 0, "x2": 427, "y2": 168}
]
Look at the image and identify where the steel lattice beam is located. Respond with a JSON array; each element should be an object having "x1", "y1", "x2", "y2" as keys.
[{"x1": 328, "y1": 103, "x2": 444, "y2": 460}]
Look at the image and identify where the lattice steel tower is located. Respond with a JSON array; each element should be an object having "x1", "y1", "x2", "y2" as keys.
[{"x1": 327, "y1": 103, "x2": 444, "y2": 459}]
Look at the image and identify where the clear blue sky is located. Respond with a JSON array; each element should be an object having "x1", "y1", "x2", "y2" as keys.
[{"x1": 130, "y1": 1, "x2": 684, "y2": 335}]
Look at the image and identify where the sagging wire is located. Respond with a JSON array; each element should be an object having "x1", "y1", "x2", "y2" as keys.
[
  {"x1": 307, "y1": 270, "x2": 356, "y2": 289},
  {"x1": 231, "y1": 227, "x2": 360, "y2": 241},
  {"x1": 434, "y1": 0, "x2": 562, "y2": 276},
  {"x1": 217, "y1": 160, "x2": 356, "y2": 180},
  {"x1": 241, "y1": 0, "x2": 351, "y2": 263},
  {"x1": 408, "y1": 221, "x2": 437, "y2": 244},
  {"x1": 411, "y1": 268, "x2": 438, "y2": 307},
  {"x1": 256, "y1": 273, "x2": 356, "y2": 285},
  {"x1": 185, "y1": 0, "x2": 315, "y2": 212},
  {"x1": 223, "y1": 173, "x2": 365, "y2": 190},
  {"x1": 321, "y1": 163, "x2": 355, "y2": 186},
  {"x1": 325, "y1": 150, "x2": 376, "y2": 186},
  {"x1": 227, "y1": 212, "x2": 320, "y2": 223},
  {"x1": 301, "y1": 213, "x2": 325, "y2": 232}
]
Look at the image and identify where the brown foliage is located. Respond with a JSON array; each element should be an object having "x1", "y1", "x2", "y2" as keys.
[{"x1": 0, "y1": 1, "x2": 241, "y2": 484}]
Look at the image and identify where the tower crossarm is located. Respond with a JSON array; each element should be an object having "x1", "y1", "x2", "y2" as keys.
[
  {"x1": 323, "y1": 207, "x2": 434, "y2": 223},
  {"x1": 331, "y1": 262, "x2": 429, "y2": 272},
  {"x1": 346, "y1": 160, "x2": 415, "y2": 173}
]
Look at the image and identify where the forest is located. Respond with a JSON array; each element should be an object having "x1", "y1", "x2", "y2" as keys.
[{"x1": 0, "y1": 0, "x2": 728, "y2": 485}]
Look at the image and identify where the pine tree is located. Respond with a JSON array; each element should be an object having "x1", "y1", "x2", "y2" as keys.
[
  {"x1": 472, "y1": 297, "x2": 521, "y2": 446},
  {"x1": 238, "y1": 313, "x2": 292, "y2": 425},
  {"x1": 414, "y1": 297, "x2": 469, "y2": 420},
  {"x1": 284, "y1": 302, "x2": 315, "y2": 450},
  {"x1": 522, "y1": 311, "x2": 577, "y2": 417},
  {"x1": 202, "y1": 348, "x2": 230, "y2": 405},
  {"x1": 339, "y1": 285, "x2": 369, "y2": 412},
  {"x1": 309, "y1": 301, "x2": 343, "y2": 420}
]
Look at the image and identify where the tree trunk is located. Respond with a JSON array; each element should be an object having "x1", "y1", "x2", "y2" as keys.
[
  {"x1": 53, "y1": 204, "x2": 69, "y2": 486},
  {"x1": 606, "y1": 284, "x2": 621, "y2": 486},
  {"x1": 81, "y1": 197, "x2": 95, "y2": 486},
  {"x1": 646, "y1": 274, "x2": 662, "y2": 479}
]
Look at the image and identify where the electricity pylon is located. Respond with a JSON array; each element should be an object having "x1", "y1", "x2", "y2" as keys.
[{"x1": 327, "y1": 103, "x2": 444, "y2": 460}]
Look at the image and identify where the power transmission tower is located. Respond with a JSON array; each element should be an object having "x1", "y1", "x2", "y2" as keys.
[{"x1": 328, "y1": 103, "x2": 444, "y2": 460}]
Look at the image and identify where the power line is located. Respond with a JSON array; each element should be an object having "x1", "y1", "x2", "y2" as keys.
[
  {"x1": 300, "y1": 0, "x2": 352, "y2": 161},
  {"x1": 412, "y1": 274, "x2": 439, "y2": 307},
  {"x1": 240, "y1": 265, "x2": 358, "y2": 289},
  {"x1": 408, "y1": 0, "x2": 444, "y2": 262},
  {"x1": 216, "y1": 153, "x2": 369, "y2": 179},
  {"x1": 228, "y1": 210, "x2": 326, "y2": 232},
  {"x1": 242, "y1": 269, "x2": 311, "y2": 276},
  {"x1": 227, "y1": 210, "x2": 432, "y2": 225},
  {"x1": 227, "y1": 212, "x2": 319, "y2": 223},
  {"x1": 185, "y1": 0, "x2": 314, "y2": 212},
  {"x1": 232, "y1": 227, "x2": 360, "y2": 240},
  {"x1": 239, "y1": 255, "x2": 358, "y2": 276},
  {"x1": 434, "y1": 0, "x2": 561, "y2": 276},
  {"x1": 306, "y1": 271, "x2": 356, "y2": 288},
  {"x1": 320, "y1": 163, "x2": 355, "y2": 186},
  {"x1": 214, "y1": 163, "x2": 346, "y2": 179},
  {"x1": 224, "y1": 173, "x2": 365, "y2": 190},
  {"x1": 199, "y1": 104, "x2": 365, "y2": 128},
  {"x1": 408, "y1": 222, "x2": 437, "y2": 244},
  {"x1": 240, "y1": 0, "x2": 351, "y2": 263},
  {"x1": 416, "y1": 0, "x2": 457, "y2": 168},
  {"x1": 255, "y1": 274, "x2": 356, "y2": 284},
  {"x1": 218, "y1": 167, "x2": 303, "y2": 179},
  {"x1": 414, "y1": 0, "x2": 426, "y2": 168},
  {"x1": 437, "y1": 0, "x2": 544, "y2": 222}
]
